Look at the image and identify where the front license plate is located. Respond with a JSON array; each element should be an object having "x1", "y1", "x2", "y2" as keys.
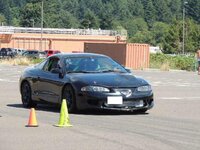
[
  {"x1": 107, "y1": 96, "x2": 123, "y2": 104},
  {"x1": 135, "y1": 100, "x2": 144, "y2": 107}
]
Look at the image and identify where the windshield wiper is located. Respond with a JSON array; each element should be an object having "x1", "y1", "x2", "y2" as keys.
[
  {"x1": 66, "y1": 70, "x2": 98, "y2": 73},
  {"x1": 100, "y1": 69, "x2": 125, "y2": 73}
]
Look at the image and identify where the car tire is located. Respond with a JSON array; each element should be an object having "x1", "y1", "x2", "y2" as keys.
[
  {"x1": 21, "y1": 81, "x2": 37, "y2": 108},
  {"x1": 62, "y1": 85, "x2": 77, "y2": 113}
]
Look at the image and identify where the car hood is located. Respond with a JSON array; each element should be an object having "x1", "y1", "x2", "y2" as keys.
[{"x1": 69, "y1": 73, "x2": 149, "y2": 88}]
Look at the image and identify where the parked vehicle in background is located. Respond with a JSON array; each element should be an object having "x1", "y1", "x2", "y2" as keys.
[
  {"x1": 22, "y1": 50, "x2": 39, "y2": 58},
  {"x1": 0, "y1": 48, "x2": 7, "y2": 58},
  {"x1": 39, "y1": 51, "x2": 47, "y2": 59},
  {"x1": 14, "y1": 48, "x2": 27, "y2": 55},
  {"x1": 45, "y1": 50, "x2": 61, "y2": 57},
  {"x1": 0, "y1": 48, "x2": 16, "y2": 58}
]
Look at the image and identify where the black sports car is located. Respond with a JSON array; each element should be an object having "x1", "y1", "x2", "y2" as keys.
[{"x1": 20, "y1": 53, "x2": 154, "y2": 113}]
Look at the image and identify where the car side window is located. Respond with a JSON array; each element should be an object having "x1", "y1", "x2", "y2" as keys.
[
  {"x1": 43, "y1": 57, "x2": 60, "y2": 72},
  {"x1": 35, "y1": 59, "x2": 47, "y2": 70}
]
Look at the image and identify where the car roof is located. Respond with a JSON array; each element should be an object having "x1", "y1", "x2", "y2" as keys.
[{"x1": 49, "y1": 53, "x2": 108, "y2": 58}]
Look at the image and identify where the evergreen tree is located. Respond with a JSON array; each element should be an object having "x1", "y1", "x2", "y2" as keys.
[
  {"x1": 124, "y1": 18, "x2": 148, "y2": 37},
  {"x1": 81, "y1": 9, "x2": 99, "y2": 29},
  {"x1": 163, "y1": 20, "x2": 182, "y2": 53},
  {"x1": 169, "y1": 0, "x2": 182, "y2": 20},
  {"x1": 20, "y1": 2, "x2": 41, "y2": 27},
  {"x1": 0, "y1": 14, "x2": 6, "y2": 25},
  {"x1": 57, "y1": 10, "x2": 79, "y2": 28},
  {"x1": 61, "y1": 0, "x2": 79, "y2": 17},
  {"x1": 153, "y1": 0, "x2": 172, "y2": 22},
  {"x1": 187, "y1": 0, "x2": 200, "y2": 23},
  {"x1": 128, "y1": 0, "x2": 144, "y2": 17},
  {"x1": 142, "y1": 0, "x2": 156, "y2": 27},
  {"x1": 111, "y1": 0, "x2": 131, "y2": 19},
  {"x1": 184, "y1": 19, "x2": 200, "y2": 52},
  {"x1": 99, "y1": 3, "x2": 114, "y2": 29},
  {"x1": 0, "y1": 0, "x2": 11, "y2": 25},
  {"x1": 151, "y1": 22, "x2": 169, "y2": 48}
]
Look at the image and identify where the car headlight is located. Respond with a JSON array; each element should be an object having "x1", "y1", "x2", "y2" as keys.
[
  {"x1": 81, "y1": 86, "x2": 110, "y2": 92},
  {"x1": 137, "y1": 85, "x2": 152, "y2": 92}
]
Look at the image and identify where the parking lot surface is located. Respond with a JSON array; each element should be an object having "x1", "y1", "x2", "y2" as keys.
[{"x1": 0, "y1": 65, "x2": 200, "y2": 150}]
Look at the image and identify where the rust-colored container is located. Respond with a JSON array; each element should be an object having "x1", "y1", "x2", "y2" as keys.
[
  {"x1": 84, "y1": 43, "x2": 150, "y2": 69},
  {"x1": 85, "y1": 43, "x2": 127, "y2": 65},
  {"x1": 125, "y1": 43, "x2": 149, "y2": 69}
]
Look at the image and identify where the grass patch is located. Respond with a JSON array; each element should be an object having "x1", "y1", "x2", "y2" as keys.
[
  {"x1": 150, "y1": 53, "x2": 197, "y2": 71},
  {"x1": 160, "y1": 62, "x2": 170, "y2": 71},
  {"x1": 0, "y1": 57, "x2": 44, "y2": 66}
]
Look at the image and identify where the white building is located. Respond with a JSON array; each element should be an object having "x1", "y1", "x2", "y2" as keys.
[{"x1": 150, "y1": 46, "x2": 162, "y2": 53}]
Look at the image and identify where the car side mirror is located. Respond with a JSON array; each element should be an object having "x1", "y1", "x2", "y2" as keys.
[
  {"x1": 125, "y1": 68, "x2": 132, "y2": 73},
  {"x1": 51, "y1": 68, "x2": 64, "y2": 78}
]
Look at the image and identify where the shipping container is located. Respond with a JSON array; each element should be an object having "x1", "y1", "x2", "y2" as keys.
[{"x1": 84, "y1": 43, "x2": 150, "y2": 69}]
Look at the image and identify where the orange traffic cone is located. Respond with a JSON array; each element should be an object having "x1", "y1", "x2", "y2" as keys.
[{"x1": 26, "y1": 108, "x2": 38, "y2": 127}]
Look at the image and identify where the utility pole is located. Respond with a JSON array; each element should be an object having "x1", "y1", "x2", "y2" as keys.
[
  {"x1": 40, "y1": 0, "x2": 44, "y2": 51},
  {"x1": 182, "y1": 1, "x2": 188, "y2": 54}
]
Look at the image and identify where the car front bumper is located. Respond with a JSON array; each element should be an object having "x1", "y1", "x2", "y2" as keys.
[{"x1": 76, "y1": 91, "x2": 154, "y2": 111}]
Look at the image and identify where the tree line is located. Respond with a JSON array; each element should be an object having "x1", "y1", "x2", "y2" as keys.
[{"x1": 0, "y1": 0, "x2": 200, "y2": 53}]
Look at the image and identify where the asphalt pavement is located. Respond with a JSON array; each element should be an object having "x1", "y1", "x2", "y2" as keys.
[{"x1": 0, "y1": 65, "x2": 200, "y2": 150}]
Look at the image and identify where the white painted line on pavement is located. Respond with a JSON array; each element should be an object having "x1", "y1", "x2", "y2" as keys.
[
  {"x1": 160, "y1": 97, "x2": 200, "y2": 100},
  {"x1": 0, "y1": 78, "x2": 17, "y2": 83},
  {"x1": 161, "y1": 97, "x2": 182, "y2": 100}
]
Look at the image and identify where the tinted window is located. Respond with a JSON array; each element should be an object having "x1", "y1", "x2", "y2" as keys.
[
  {"x1": 35, "y1": 59, "x2": 47, "y2": 70},
  {"x1": 64, "y1": 56, "x2": 127, "y2": 73},
  {"x1": 1, "y1": 48, "x2": 6, "y2": 52},
  {"x1": 43, "y1": 57, "x2": 60, "y2": 72}
]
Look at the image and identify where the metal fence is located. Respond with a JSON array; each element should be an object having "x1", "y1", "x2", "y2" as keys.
[{"x1": 0, "y1": 26, "x2": 127, "y2": 36}]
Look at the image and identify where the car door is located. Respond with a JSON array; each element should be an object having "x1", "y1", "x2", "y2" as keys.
[{"x1": 36, "y1": 56, "x2": 65, "y2": 103}]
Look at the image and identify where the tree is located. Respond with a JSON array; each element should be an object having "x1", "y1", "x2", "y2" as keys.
[
  {"x1": 187, "y1": 0, "x2": 200, "y2": 23},
  {"x1": 20, "y1": 2, "x2": 41, "y2": 27},
  {"x1": 10, "y1": 0, "x2": 27, "y2": 7},
  {"x1": 152, "y1": 0, "x2": 172, "y2": 22},
  {"x1": 0, "y1": 13, "x2": 6, "y2": 25},
  {"x1": 129, "y1": 30, "x2": 153, "y2": 44},
  {"x1": 99, "y1": 3, "x2": 114, "y2": 29},
  {"x1": 10, "y1": 7, "x2": 20, "y2": 26},
  {"x1": 81, "y1": 9, "x2": 99, "y2": 29},
  {"x1": 127, "y1": 0, "x2": 144, "y2": 17},
  {"x1": 58, "y1": 10, "x2": 79, "y2": 28},
  {"x1": 151, "y1": 22, "x2": 169, "y2": 47},
  {"x1": 61, "y1": 0, "x2": 79, "y2": 17},
  {"x1": 82, "y1": 0, "x2": 103, "y2": 17},
  {"x1": 169, "y1": 0, "x2": 182, "y2": 20},
  {"x1": 124, "y1": 18, "x2": 148, "y2": 38},
  {"x1": 163, "y1": 20, "x2": 182, "y2": 54},
  {"x1": 184, "y1": 19, "x2": 200, "y2": 52},
  {"x1": 41, "y1": 0, "x2": 62, "y2": 28},
  {"x1": 110, "y1": 0, "x2": 131, "y2": 19},
  {"x1": 142, "y1": 0, "x2": 156, "y2": 27},
  {"x1": 0, "y1": 0, "x2": 11, "y2": 25}
]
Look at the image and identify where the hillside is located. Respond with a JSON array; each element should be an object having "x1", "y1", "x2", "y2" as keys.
[{"x1": 0, "y1": 0, "x2": 200, "y2": 53}]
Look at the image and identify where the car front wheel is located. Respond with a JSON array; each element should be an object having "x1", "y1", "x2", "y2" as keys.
[
  {"x1": 21, "y1": 81, "x2": 36, "y2": 108},
  {"x1": 62, "y1": 85, "x2": 77, "y2": 113}
]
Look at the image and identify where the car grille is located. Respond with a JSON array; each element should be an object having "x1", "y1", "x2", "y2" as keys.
[{"x1": 113, "y1": 88, "x2": 136, "y2": 97}]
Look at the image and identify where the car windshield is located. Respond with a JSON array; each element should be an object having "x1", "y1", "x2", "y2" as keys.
[{"x1": 64, "y1": 56, "x2": 127, "y2": 73}]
